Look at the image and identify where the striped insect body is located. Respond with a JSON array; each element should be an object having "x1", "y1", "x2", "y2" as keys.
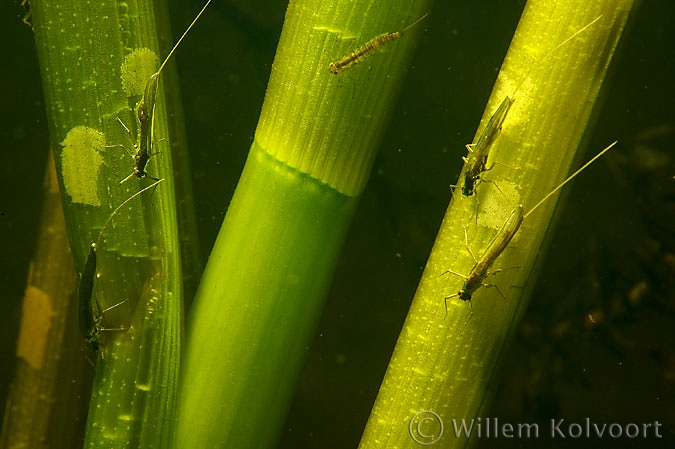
[{"x1": 328, "y1": 10, "x2": 430, "y2": 75}]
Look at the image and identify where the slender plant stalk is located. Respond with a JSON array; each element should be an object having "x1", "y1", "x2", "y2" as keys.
[
  {"x1": 30, "y1": 0, "x2": 192, "y2": 446},
  {"x1": 177, "y1": 0, "x2": 432, "y2": 447},
  {"x1": 0, "y1": 155, "x2": 90, "y2": 448},
  {"x1": 359, "y1": 0, "x2": 637, "y2": 448}
]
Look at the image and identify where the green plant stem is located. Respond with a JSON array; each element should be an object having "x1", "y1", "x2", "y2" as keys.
[
  {"x1": 177, "y1": 0, "x2": 432, "y2": 447},
  {"x1": 358, "y1": 1, "x2": 637, "y2": 448},
  {"x1": 30, "y1": 0, "x2": 187, "y2": 446}
]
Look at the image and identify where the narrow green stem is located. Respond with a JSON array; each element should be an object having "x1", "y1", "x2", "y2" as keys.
[
  {"x1": 31, "y1": 0, "x2": 188, "y2": 446},
  {"x1": 359, "y1": 0, "x2": 637, "y2": 448}
]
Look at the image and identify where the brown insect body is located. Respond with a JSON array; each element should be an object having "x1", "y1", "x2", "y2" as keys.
[
  {"x1": 329, "y1": 31, "x2": 402, "y2": 74},
  {"x1": 328, "y1": 10, "x2": 430, "y2": 74}
]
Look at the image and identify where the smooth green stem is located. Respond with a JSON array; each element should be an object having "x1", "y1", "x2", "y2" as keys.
[
  {"x1": 359, "y1": 0, "x2": 637, "y2": 448},
  {"x1": 179, "y1": 143, "x2": 357, "y2": 448}
]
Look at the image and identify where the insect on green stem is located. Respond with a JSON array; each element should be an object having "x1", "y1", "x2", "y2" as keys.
[
  {"x1": 454, "y1": 15, "x2": 603, "y2": 200},
  {"x1": 120, "y1": 0, "x2": 213, "y2": 184},
  {"x1": 328, "y1": 10, "x2": 430, "y2": 75},
  {"x1": 77, "y1": 179, "x2": 165, "y2": 355},
  {"x1": 460, "y1": 96, "x2": 514, "y2": 197},
  {"x1": 442, "y1": 141, "x2": 618, "y2": 316}
]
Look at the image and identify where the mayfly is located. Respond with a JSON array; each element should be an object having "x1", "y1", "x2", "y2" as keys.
[
  {"x1": 78, "y1": 179, "x2": 164, "y2": 353},
  {"x1": 455, "y1": 15, "x2": 603, "y2": 199},
  {"x1": 120, "y1": 0, "x2": 213, "y2": 183},
  {"x1": 442, "y1": 141, "x2": 618, "y2": 316},
  {"x1": 328, "y1": 10, "x2": 430, "y2": 75}
]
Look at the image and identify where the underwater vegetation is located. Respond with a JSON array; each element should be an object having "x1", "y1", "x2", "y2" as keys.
[{"x1": 1, "y1": 0, "x2": 673, "y2": 448}]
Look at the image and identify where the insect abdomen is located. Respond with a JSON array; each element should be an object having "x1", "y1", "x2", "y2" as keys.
[{"x1": 329, "y1": 31, "x2": 402, "y2": 74}]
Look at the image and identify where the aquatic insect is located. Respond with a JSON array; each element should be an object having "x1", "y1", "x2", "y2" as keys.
[
  {"x1": 442, "y1": 141, "x2": 618, "y2": 315},
  {"x1": 78, "y1": 242, "x2": 100, "y2": 351},
  {"x1": 460, "y1": 96, "x2": 514, "y2": 197},
  {"x1": 442, "y1": 205, "x2": 522, "y2": 317},
  {"x1": 455, "y1": 15, "x2": 603, "y2": 198},
  {"x1": 120, "y1": 0, "x2": 213, "y2": 183},
  {"x1": 328, "y1": 10, "x2": 430, "y2": 75},
  {"x1": 77, "y1": 179, "x2": 164, "y2": 353}
]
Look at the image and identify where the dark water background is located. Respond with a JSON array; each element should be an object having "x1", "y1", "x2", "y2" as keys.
[{"x1": 1, "y1": 0, "x2": 673, "y2": 448}]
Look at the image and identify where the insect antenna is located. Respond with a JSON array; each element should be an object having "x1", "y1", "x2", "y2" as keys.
[
  {"x1": 399, "y1": 9, "x2": 432, "y2": 34},
  {"x1": 524, "y1": 141, "x2": 617, "y2": 219}
]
